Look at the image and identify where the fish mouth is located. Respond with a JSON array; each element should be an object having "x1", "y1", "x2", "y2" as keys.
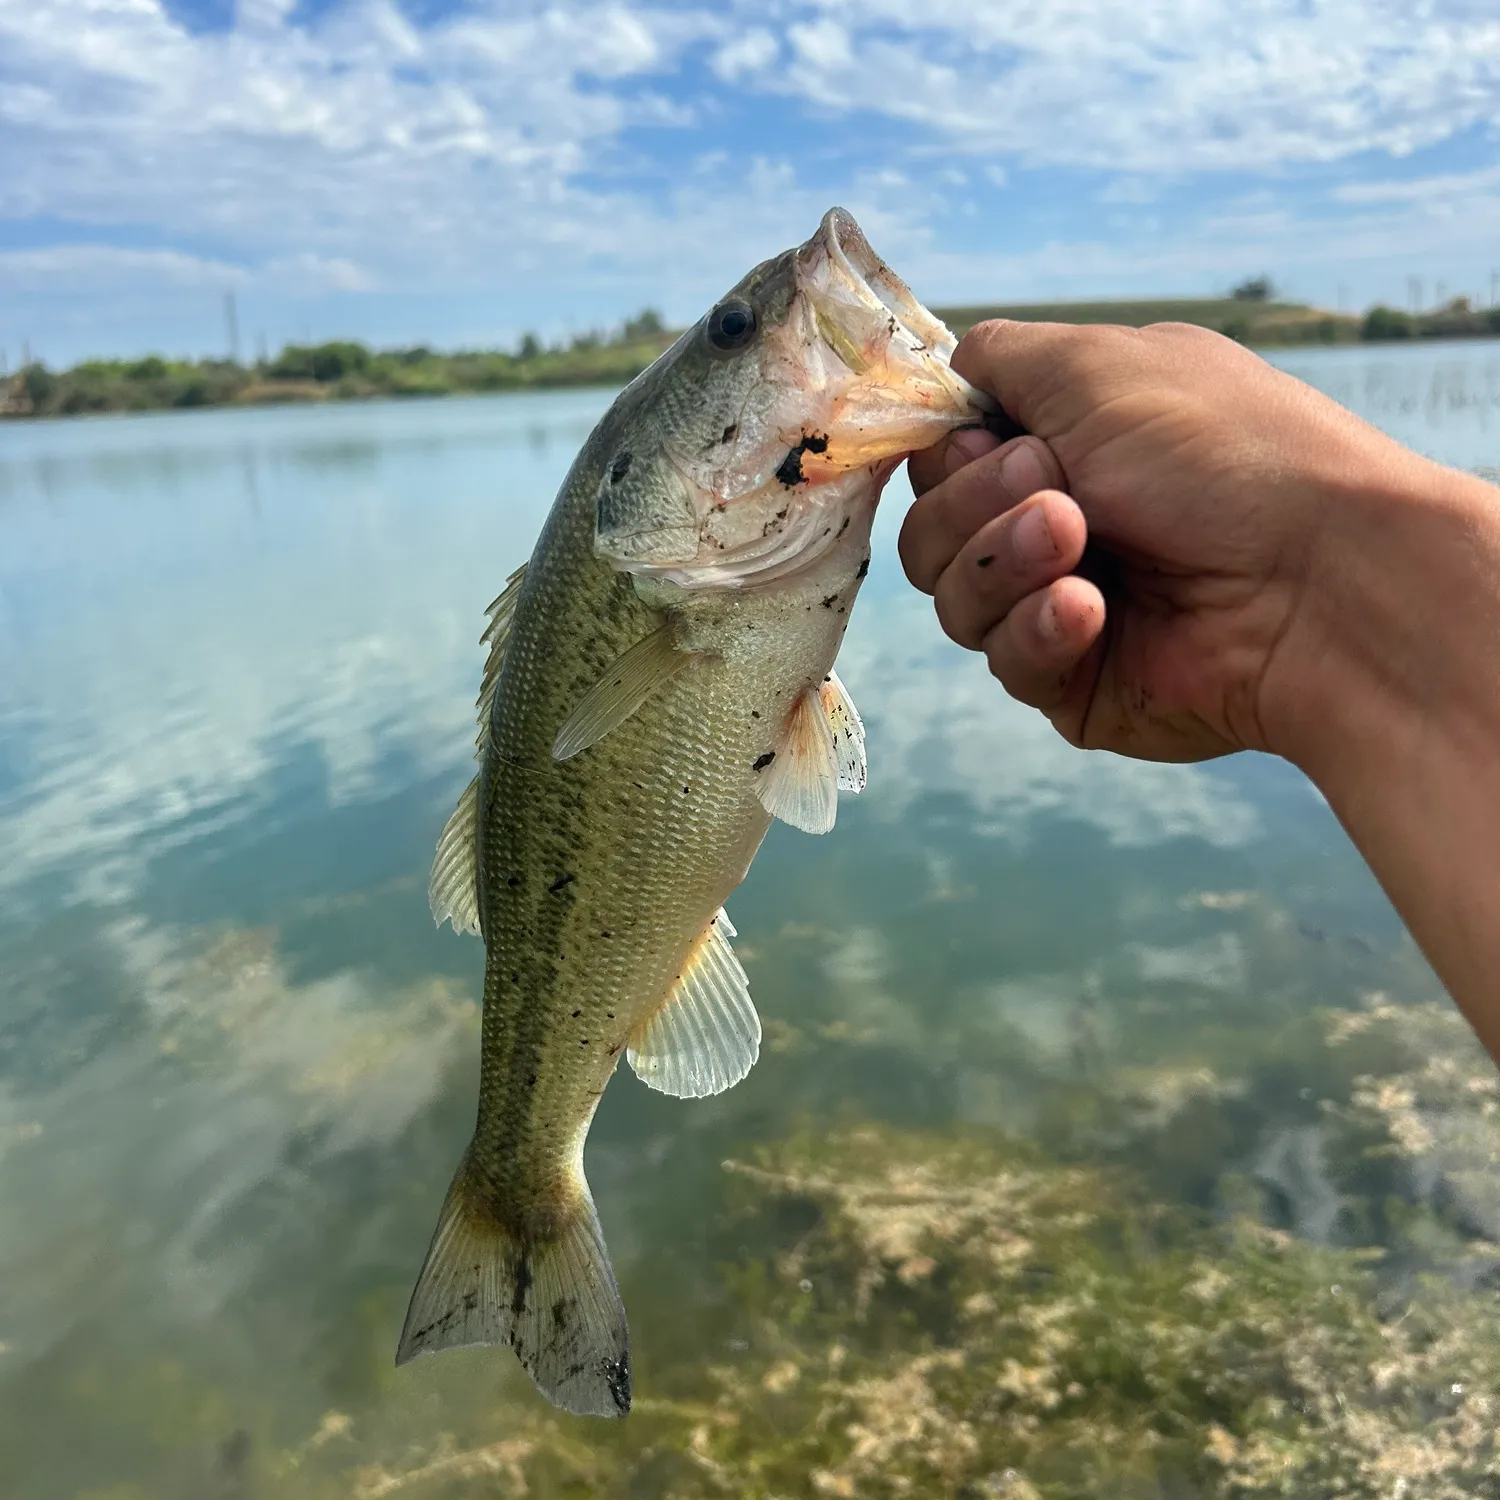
[{"x1": 789, "y1": 207, "x2": 996, "y2": 480}]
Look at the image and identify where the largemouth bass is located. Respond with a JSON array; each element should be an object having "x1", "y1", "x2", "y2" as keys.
[{"x1": 397, "y1": 208, "x2": 992, "y2": 1416}]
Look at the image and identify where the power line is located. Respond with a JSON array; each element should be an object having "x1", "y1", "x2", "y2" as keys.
[{"x1": 224, "y1": 291, "x2": 241, "y2": 364}]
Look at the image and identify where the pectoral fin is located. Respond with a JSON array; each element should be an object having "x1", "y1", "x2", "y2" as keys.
[
  {"x1": 819, "y1": 668, "x2": 867, "y2": 793},
  {"x1": 552, "y1": 627, "x2": 706, "y2": 762},
  {"x1": 628, "y1": 911, "x2": 760, "y2": 1098},
  {"x1": 754, "y1": 685, "x2": 840, "y2": 834}
]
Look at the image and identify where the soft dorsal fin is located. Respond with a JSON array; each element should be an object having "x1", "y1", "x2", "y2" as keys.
[
  {"x1": 819, "y1": 668, "x2": 867, "y2": 794},
  {"x1": 627, "y1": 910, "x2": 760, "y2": 1098},
  {"x1": 429, "y1": 562, "x2": 527, "y2": 937},
  {"x1": 754, "y1": 685, "x2": 839, "y2": 834},
  {"x1": 552, "y1": 626, "x2": 706, "y2": 762}
]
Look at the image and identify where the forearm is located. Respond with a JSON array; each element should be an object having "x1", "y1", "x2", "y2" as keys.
[{"x1": 1275, "y1": 460, "x2": 1500, "y2": 1061}]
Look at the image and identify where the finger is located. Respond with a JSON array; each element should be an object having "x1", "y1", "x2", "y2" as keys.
[
  {"x1": 982, "y1": 575, "x2": 1106, "y2": 715},
  {"x1": 907, "y1": 426, "x2": 999, "y2": 498},
  {"x1": 899, "y1": 435, "x2": 1065, "y2": 595},
  {"x1": 949, "y1": 319, "x2": 1113, "y2": 442},
  {"x1": 933, "y1": 489, "x2": 1088, "y2": 650}
]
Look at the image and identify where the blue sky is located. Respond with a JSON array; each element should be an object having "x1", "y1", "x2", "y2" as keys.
[{"x1": 3, "y1": 0, "x2": 1500, "y2": 365}]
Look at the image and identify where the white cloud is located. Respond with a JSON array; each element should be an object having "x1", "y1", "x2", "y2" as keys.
[
  {"x1": 264, "y1": 252, "x2": 377, "y2": 291},
  {"x1": 2, "y1": 0, "x2": 1500, "y2": 346},
  {"x1": 0, "y1": 0, "x2": 723, "y2": 284},
  {"x1": 712, "y1": 26, "x2": 778, "y2": 80},
  {"x1": 718, "y1": 1, "x2": 1500, "y2": 173},
  {"x1": 1334, "y1": 162, "x2": 1500, "y2": 203},
  {"x1": 0, "y1": 245, "x2": 247, "y2": 288}
]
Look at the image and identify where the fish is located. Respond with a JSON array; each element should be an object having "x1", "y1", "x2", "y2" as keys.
[{"x1": 396, "y1": 207, "x2": 994, "y2": 1417}]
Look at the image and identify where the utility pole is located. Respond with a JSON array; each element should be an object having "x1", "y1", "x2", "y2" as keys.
[
  {"x1": 224, "y1": 291, "x2": 241, "y2": 365},
  {"x1": 1436, "y1": 279, "x2": 1448, "y2": 308},
  {"x1": 20, "y1": 339, "x2": 30, "y2": 367},
  {"x1": 1407, "y1": 276, "x2": 1422, "y2": 315}
]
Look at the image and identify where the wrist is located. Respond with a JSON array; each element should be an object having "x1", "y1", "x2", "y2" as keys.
[
  {"x1": 1263, "y1": 454, "x2": 1500, "y2": 789},
  {"x1": 1263, "y1": 456, "x2": 1500, "y2": 1056}
]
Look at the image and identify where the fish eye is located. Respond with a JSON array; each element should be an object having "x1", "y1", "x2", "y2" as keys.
[{"x1": 707, "y1": 299, "x2": 757, "y2": 352}]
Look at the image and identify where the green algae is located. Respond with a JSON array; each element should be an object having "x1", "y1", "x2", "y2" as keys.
[
  {"x1": 10, "y1": 921, "x2": 1500, "y2": 1500},
  {"x1": 248, "y1": 1108, "x2": 1500, "y2": 1499}
]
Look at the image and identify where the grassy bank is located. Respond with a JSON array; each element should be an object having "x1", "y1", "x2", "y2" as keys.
[{"x1": 4, "y1": 298, "x2": 1498, "y2": 421}]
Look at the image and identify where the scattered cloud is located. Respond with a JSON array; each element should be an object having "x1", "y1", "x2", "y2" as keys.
[
  {"x1": 711, "y1": 24, "x2": 778, "y2": 80},
  {"x1": 0, "y1": 245, "x2": 248, "y2": 288},
  {"x1": 1334, "y1": 162, "x2": 1500, "y2": 204},
  {"x1": 1, "y1": 0, "x2": 1499, "y2": 355}
]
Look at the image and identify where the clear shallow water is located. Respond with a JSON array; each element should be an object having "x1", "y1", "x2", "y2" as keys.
[{"x1": 0, "y1": 344, "x2": 1497, "y2": 1497}]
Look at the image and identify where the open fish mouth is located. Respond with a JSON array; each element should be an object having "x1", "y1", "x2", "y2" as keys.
[
  {"x1": 801, "y1": 208, "x2": 959, "y2": 368},
  {"x1": 786, "y1": 207, "x2": 998, "y2": 482}
]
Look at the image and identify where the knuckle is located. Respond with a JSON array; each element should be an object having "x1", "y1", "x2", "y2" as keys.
[{"x1": 932, "y1": 588, "x2": 971, "y2": 649}]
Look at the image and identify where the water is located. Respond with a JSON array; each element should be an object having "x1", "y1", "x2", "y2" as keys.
[{"x1": 1, "y1": 343, "x2": 1498, "y2": 1497}]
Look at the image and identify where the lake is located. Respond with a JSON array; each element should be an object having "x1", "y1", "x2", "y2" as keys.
[{"x1": 3, "y1": 340, "x2": 1500, "y2": 1498}]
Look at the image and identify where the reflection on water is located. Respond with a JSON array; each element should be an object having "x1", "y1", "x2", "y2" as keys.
[{"x1": 1, "y1": 345, "x2": 1497, "y2": 1497}]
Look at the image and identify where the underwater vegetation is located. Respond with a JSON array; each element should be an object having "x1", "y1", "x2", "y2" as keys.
[{"x1": 32, "y1": 954, "x2": 1500, "y2": 1500}]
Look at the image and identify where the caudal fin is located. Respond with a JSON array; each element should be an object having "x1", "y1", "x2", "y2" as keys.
[{"x1": 395, "y1": 1160, "x2": 631, "y2": 1418}]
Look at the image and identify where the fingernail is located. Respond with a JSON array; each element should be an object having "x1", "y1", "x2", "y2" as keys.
[
  {"x1": 999, "y1": 441, "x2": 1047, "y2": 498},
  {"x1": 944, "y1": 427, "x2": 999, "y2": 475},
  {"x1": 1012, "y1": 503, "x2": 1056, "y2": 567}
]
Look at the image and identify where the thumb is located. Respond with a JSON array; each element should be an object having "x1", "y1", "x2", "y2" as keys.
[{"x1": 950, "y1": 319, "x2": 1099, "y2": 445}]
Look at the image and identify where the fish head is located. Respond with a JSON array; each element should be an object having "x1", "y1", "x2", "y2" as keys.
[{"x1": 594, "y1": 207, "x2": 996, "y2": 587}]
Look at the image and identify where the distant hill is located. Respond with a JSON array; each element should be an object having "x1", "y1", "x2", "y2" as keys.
[{"x1": 935, "y1": 298, "x2": 1360, "y2": 345}]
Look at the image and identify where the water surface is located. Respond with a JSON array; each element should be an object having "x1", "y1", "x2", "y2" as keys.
[{"x1": 2, "y1": 344, "x2": 1497, "y2": 1497}]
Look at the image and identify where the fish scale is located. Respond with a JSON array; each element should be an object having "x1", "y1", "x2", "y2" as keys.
[{"x1": 396, "y1": 207, "x2": 991, "y2": 1417}]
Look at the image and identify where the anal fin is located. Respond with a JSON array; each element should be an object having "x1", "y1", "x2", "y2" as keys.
[{"x1": 628, "y1": 910, "x2": 760, "y2": 1098}]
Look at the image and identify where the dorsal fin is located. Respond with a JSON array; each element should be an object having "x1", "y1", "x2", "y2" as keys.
[
  {"x1": 476, "y1": 563, "x2": 528, "y2": 755},
  {"x1": 430, "y1": 776, "x2": 482, "y2": 935},
  {"x1": 429, "y1": 562, "x2": 526, "y2": 937},
  {"x1": 627, "y1": 910, "x2": 760, "y2": 1098}
]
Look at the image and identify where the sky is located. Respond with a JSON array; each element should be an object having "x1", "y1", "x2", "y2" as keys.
[{"x1": 2, "y1": 0, "x2": 1500, "y2": 366}]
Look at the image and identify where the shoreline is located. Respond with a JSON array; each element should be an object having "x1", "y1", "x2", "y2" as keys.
[{"x1": 5, "y1": 302, "x2": 1498, "y2": 424}]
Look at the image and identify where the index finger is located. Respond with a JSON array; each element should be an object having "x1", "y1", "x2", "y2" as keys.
[{"x1": 948, "y1": 319, "x2": 1108, "y2": 443}]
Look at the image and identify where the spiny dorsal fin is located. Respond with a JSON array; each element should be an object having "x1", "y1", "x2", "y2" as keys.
[
  {"x1": 429, "y1": 775, "x2": 482, "y2": 935},
  {"x1": 552, "y1": 626, "x2": 705, "y2": 762},
  {"x1": 430, "y1": 562, "x2": 525, "y2": 939},
  {"x1": 754, "y1": 684, "x2": 839, "y2": 834},
  {"x1": 819, "y1": 668, "x2": 867, "y2": 794},
  {"x1": 476, "y1": 563, "x2": 528, "y2": 755},
  {"x1": 627, "y1": 910, "x2": 760, "y2": 1098}
]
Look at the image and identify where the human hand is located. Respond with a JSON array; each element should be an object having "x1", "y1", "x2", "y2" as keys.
[{"x1": 900, "y1": 320, "x2": 1439, "y2": 765}]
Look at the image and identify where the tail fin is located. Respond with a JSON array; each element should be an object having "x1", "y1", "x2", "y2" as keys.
[{"x1": 395, "y1": 1159, "x2": 631, "y2": 1418}]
